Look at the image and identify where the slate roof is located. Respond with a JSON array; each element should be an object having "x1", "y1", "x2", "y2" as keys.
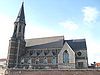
[
  {"x1": 25, "y1": 36, "x2": 87, "y2": 51},
  {"x1": 25, "y1": 36, "x2": 64, "y2": 49},
  {"x1": 15, "y1": 2, "x2": 26, "y2": 24},
  {"x1": 66, "y1": 39, "x2": 87, "y2": 51}
]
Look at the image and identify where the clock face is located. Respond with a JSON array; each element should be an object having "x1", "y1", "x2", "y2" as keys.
[{"x1": 77, "y1": 52, "x2": 82, "y2": 56}]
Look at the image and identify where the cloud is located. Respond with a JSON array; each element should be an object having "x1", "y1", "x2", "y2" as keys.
[
  {"x1": 59, "y1": 20, "x2": 79, "y2": 31},
  {"x1": 82, "y1": 6, "x2": 99, "y2": 24}
]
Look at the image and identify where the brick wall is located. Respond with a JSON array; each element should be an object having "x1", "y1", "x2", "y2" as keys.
[{"x1": 5, "y1": 69, "x2": 100, "y2": 75}]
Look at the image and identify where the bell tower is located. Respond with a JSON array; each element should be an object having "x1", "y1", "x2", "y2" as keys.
[
  {"x1": 7, "y1": 2, "x2": 26, "y2": 68},
  {"x1": 13, "y1": 2, "x2": 26, "y2": 39}
]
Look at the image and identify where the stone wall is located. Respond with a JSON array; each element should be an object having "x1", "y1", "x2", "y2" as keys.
[
  {"x1": 5, "y1": 69, "x2": 100, "y2": 75},
  {"x1": 58, "y1": 42, "x2": 75, "y2": 69},
  {"x1": 75, "y1": 50, "x2": 88, "y2": 68}
]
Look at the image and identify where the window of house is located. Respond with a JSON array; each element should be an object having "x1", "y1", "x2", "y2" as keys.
[
  {"x1": 39, "y1": 58, "x2": 44, "y2": 64},
  {"x1": 44, "y1": 58, "x2": 48, "y2": 64},
  {"x1": 63, "y1": 50, "x2": 69, "y2": 63},
  {"x1": 20, "y1": 58, "x2": 24, "y2": 64},
  {"x1": 31, "y1": 50, "x2": 37, "y2": 56},
  {"x1": 37, "y1": 50, "x2": 41, "y2": 56},
  {"x1": 28, "y1": 59, "x2": 31, "y2": 64},
  {"x1": 52, "y1": 50, "x2": 57, "y2": 56},
  {"x1": 19, "y1": 25, "x2": 21, "y2": 32},
  {"x1": 13, "y1": 25, "x2": 17, "y2": 37},
  {"x1": 32, "y1": 58, "x2": 36, "y2": 64},
  {"x1": 47, "y1": 57, "x2": 52, "y2": 63},
  {"x1": 39, "y1": 50, "x2": 45, "y2": 56},
  {"x1": 30, "y1": 51, "x2": 33, "y2": 56},
  {"x1": 78, "y1": 62, "x2": 83, "y2": 68},
  {"x1": 44, "y1": 50, "x2": 49, "y2": 56},
  {"x1": 14, "y1": 25, "x2": 17, "y2": 33},
  {"x1": 51, "y1": 57, "x2": 56, "y2": 64},
  {"x1": 77, "y1": 52, "x2": 82, "y2": 56},
  {"x1": 36, "y1": 58, "x2": 39, "y2": 64}
]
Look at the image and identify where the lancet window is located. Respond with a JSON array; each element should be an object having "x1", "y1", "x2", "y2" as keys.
[{"x1": 63, "y1": 50, "x2": 69, "y2": 63}]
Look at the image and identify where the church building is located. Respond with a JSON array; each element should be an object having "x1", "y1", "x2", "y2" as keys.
[{"x1": 7, "y1": 3, "x2": 88, "y2": 69}]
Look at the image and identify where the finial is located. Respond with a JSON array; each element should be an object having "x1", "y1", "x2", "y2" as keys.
[{"x1": 22, "y1": 1, "x2": 24, "y2": 5}]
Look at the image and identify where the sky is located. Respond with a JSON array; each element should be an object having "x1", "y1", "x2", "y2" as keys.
[{"x1": 0, "y1": 0, "x2": 100, "y2": 64}]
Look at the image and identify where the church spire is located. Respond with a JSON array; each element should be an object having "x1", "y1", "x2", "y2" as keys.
[
  {"x1": 15, "y1": 2, "x2": 26, "y2": 24},
  {"x1": 7, "y1": 2, "x2": 26, "y2": 68},
  {"x1": 12, "y1": 2, "x2": 26, "y2": 39}
]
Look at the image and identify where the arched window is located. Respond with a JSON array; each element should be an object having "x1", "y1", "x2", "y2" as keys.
[
  {"x1": 28, "y1": 59, "x2": 31, "y2": 64},
  {"x1": 44, "y1": 50, "x2": 49, "y2": 56},
  {"x1": 51, "y1": 57, "x2": 56, "y2": 64},
  {"x1": 14, "y1": 25, "x2": 17, "y2": 33},
  {"x1": 63, "y1": 50, "x2": 69, "y2": 63},
  {"x1": 52, "y1": 50, "x2": 57, "y2": 56},
  {"x1": 44, "y1": 58, "x2": 48, "y2": 64},
  {"x1": 13, "y1": 25, "x2": 17, "y2": 37},
  {"x1": 39, "y1": 58, "x2": 44, "y2": 64},
  {"x1": 20, "y1": 58, "x2": 24, "y2": 64},
  {"x1": 19, "y1": 25, "x2": 21, "y2": 32},
  {"x1": 37, "y1": 50, "x2": 41, "y2": 56},
  {"x1": 36, "y1": 58, "x2": 39, "y2": 64}
]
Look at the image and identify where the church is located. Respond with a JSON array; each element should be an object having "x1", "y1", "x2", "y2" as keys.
[{"x1": 7, "y1": 3, "x2": 88, "y2": 69}]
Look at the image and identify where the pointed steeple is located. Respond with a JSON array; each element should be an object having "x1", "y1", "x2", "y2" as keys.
[
  {"x1": 12, "y1": 2, "x2": 26, "y2": 39},
  {"x1": 15, "y1": 2, "x2": 26, "y2": 24},
  {"x1": 7, "y1": 2, "x2": 26, "y2": 69}
]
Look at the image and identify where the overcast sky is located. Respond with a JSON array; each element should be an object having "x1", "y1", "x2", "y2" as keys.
[{"x1": 0, "y1": 0, "x2": 100, "y2": 64}]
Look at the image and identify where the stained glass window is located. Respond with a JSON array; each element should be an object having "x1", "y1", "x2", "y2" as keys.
[{"x1": 63, "y1": 50, "x2": 69, "y2": 63}]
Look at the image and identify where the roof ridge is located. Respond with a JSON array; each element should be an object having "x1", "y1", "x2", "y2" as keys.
[{"x1": 25, "y1": 35, "x2": 64, "y2": 40}]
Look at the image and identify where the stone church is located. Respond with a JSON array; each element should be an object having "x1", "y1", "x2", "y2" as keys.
[{"x1": 7, "y1": 3, "x2": 88, "y2": 69}]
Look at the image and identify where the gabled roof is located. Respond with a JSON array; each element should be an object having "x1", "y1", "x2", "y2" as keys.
[
  {"x1": 66, "y1": 39, "x2": 87, "y2": 51},
  {"x1": 25, "y1": 36, "x2": 64, "y2": 49}
]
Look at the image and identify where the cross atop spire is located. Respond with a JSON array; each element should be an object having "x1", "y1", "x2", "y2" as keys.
[{"x1": 15, "y1": 2, "x2": 26, "y2": 24}]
